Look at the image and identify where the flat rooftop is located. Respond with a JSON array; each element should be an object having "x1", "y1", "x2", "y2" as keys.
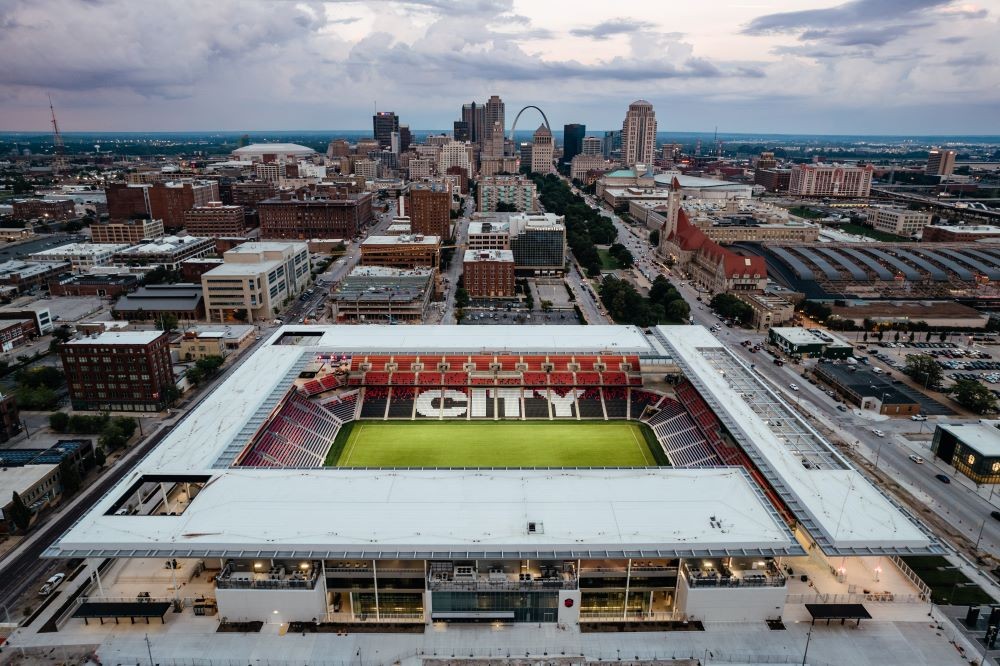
[
  {"x1": 51, "y1": 467, "x2": 798, "y2": 559},
  {"x1": 64, "y1": 330, "x2": 165, "y2": 346},
  {"x1": 938, "y1": 422, "x2": 1000, "y2": 457},
  {"x1": 362, "y1": 235, "x2": 439, "y2": 246}
]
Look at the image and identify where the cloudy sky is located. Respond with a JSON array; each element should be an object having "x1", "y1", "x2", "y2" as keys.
[{"x1": 1, "y1": 0, "x2": 998, "y2": 134}]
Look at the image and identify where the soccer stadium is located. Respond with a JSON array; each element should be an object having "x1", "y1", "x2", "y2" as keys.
[{"x1": 47, "y1": 325, "x2": 940, "y2": 629}]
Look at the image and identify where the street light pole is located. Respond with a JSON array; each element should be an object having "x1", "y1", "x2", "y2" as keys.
[{"x1": 801, "y1": 622, "x2": 814, "y2": 666}]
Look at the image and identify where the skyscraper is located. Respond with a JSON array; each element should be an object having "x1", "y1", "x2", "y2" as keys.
[
  {"x1": 461, "y1": 102, "x2": 486, "y2": 145},
  {"x1": 399, "y1": 125, "x2": 412, "y2": 153},
  {"x1": 482, "y1": 121, "x2": 505, "y2": 161},
  {"x1": 562, "y1": 123, "x2": 585, "y2": 165},
  {"x1": 373, "y1": 111, "x2": 399, "y2": 150},
  {"x1": 582, "y1": 136, "x2": 602, "y2": 155},
  {"x1": 621, "y1": 100, "x2": 657, "y2": 167},
  {"x1": 530, "y1": 125, "x2": 554, "y2": 174},
  {"x1": 485, "y1": 95, "x2": 505, "y2": 140},
  {"x1": 926, "y1": 149, "x2": 957, "y2": 176},
  {"x1": 453, "y1": 120, "x2": 470, "y2": 142}
]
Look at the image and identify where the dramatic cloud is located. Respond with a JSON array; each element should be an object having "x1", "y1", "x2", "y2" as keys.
[{"x1": 0, "y1": 0, "x2": 996, "y2": 133}]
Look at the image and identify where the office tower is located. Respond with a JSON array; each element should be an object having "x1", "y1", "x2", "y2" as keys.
[
  {"x1": 485, "y1": 95, "x2": 505, "y2": 140},
  {"x1": 563, "y1": 124, "x2": 585, "y2": 165},
  {"x1": 602, "y1": 130, "x2": 622, "y2": 159},
  {"x1": 530, "y1": 125, "x2": 553, "y2": 174},
  {"x1": 327, "y1": 140, "x2": 351, "y2": 158},
  {"x1": 399, "y1": 125, "x2": 412, "y2": 153},
  {"x1": 788, "y1": 163, "x2": 874, "y2": 197},
  {"x1": 390, "y1": 131, "x2": 401, "y2": 155},
  {"x1": 453, "y1": 120, "x2": 470, "y2": 142},
  {"x1": 582, "y1": 136, "x2": 602, "y2": 156},
  {"x1": 482, "y1": 121, "x2": 505, "y2": 160},
  {"x1": 406, "y1": 183, "x2": 452, "y2": 239},
  {"x1": 438, "y1": 141, "x2": 472, "y2": 179},
  {"x1": 372, "y1": 111, "x2": 399, "y2": 149},
  {"x1": 756, "y1": 152, "x2": 777, "y2": 170},
  {"x1": 621, "y1": 100, "x2": 657, "y2": 167},
  {"x1": 926, "y1": 149, "x2": 957, "y2": 176},
  {"x1": 461, "y1": 102, "x2": 486, "y2": 145}
]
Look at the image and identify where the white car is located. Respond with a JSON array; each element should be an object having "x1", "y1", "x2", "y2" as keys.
[
  {"x1": 39, "y1": 573, "x2": 65, "y2": 596},
  {"x1": 910, "y1": 414, "x2": 927, "y2": 421},
  {"x1": 788, "y1": 383, "x2": 799, "y2": 391},
  {"x1": 872, "y1": 429, "x2": 886, "y2": 437},
  {"x1": 909, "y1": 454, "x2": 925, "y2": 464}
]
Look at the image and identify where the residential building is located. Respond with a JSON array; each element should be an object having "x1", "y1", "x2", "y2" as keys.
[
  {"x1": 867, "y1": 207, "x2": 932, "y2": 237},
  {"x1": 91, "y1": 218, "x2": 164, "y2": 244},
  {"x1": 353, "y1": 158, "x2": 380, "y2": 180},
  {"x1": 230, "y1": 181, "x2": 276, "y2": 209},
  {"x1": 332, "y1": 266, "x2": 434, "y2": 323},
  {"x1": 562, "y1": 124, "x2": 585, "y2": 165},
  {"x1": 478, "y1": 176, "x2": 537, "y2": 213},
  {"x1": 105, "y1": 183, "x2": 152, "y2": 220},
  {"x1": 112, "y1": 236, "x2": 215, "y2": 270},
  {"x1": 360, "y1": 234, "x2": 441, "y2": 269},
  {"x1": 48, "y1": 273, "x2": 139, "y2": 298},
  {"x1": 0, "y1": 260, "x2": 72, "y2": 293},
  {"x1": 29, "y1": 243, "x2": 130, "y2": 269},
  {"x1": 373, "y1": 111, "x2": 399, "y2": 149},
  {"x1": 582, "y1": 136, "x2": 602, "y2": 156},
  {"x1": 112, "y1": 284, "x2": 206, "y2": 322},
  {"x1": 201, "y1": 242, "x2": 311, "y2": 323},
  {"x1": 530, "y1": 125, "x2": 554, "y2": 174},
  {"x1": 621, "y1": 100, "x2": 657, "y2": 167},
  {"x1": 463, "y1": 250, "x2": 515, "y2": 299},
  {"x1": 61, "y1": 330, "x2": 174, "y2": 412},
  {"x1": 787, "y1": 164, "x2": 874, "y2": 197},
  {"x1": 467, "y1": 220, "x2": 511, "y2": 252},
  {"x1": 509, "y1": 213, "x2": 566, "y2": 275},
  {"x1": 406, "y1": 184, "x2": 452, "y2": 240},
  {"x1": 437, "y1": 141, "x2": 472, "y2": 179},
  {"x1": 926, "y1": 149, "x2": 957, "y2": 177},
  {"x1": 754, "y1": 168, "x2": 792, "y2": 193},
  {"x1": 258, "y1": 193, "x2": 373, "y2": 240},
  {"x1": 149, "y1": 180, "x2": 220, "y2": 229},
  {"x1": 254, "y1": 162, "x2": 285, "y2": 183},
  {"x1": 11, "y1": 198, "x2": 75, "y2": 221},
  {"x1": 408, "y1": 158, "x2": 434, "y2": 180},
  {"x1": 183, "y1": 202, "x2": 247, "y2": 237}
]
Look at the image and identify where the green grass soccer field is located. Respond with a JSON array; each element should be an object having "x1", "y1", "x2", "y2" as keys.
[{"x1": 325, "y1": 420, "x2": 668, "y2": 468}]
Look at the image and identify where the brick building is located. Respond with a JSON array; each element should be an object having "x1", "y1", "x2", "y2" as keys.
[
  {"x1": 258, "y1": 193, "x2": 373, "y2": 239},
  {"x1": 48, "y1": 273, "x2": 139, "y2": 298},
  {"x1": 105, "y1": 180, "x2": 219, "y2": 229},
  {"x1": 463, "y1": 249, "x2": 515, "y2": 299},
  {"x1": 230, "y1": 181, "x2": 276, "y2": 209},
  {"x1": 90, "y1": 219, "x2": 164, "y2": 244},
  {"x1": 360, "y1": 235, "x2": 441, "y2": 269},
  {"x1": 0, "y1": 393, "x2": 20, "y2": 443},
  {"x1": 0, "y1": 319, "x2": 36, "y2": 351},
  {"x1": 405, "y1": 184, "x2": 452, "y2": 239},
  {"x1": 60, "y1": 331, "x2": 175, "y2": 412},
  {"x1": 112, "y1": 284, "x2": 205, "y2": 322},
  {"x1": 183, "y1": 202, "x2": 247, "y2": 237},
  {"x1": 11, "y1": 199, "x2": 76, "y2": 222},
  {"x1": 0, "y1": 260, "x2": 72, "y2": 294}
]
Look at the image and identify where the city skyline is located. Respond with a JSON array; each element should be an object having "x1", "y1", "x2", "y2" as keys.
[{"x1": 1, "y1": 0, "x2": 998, "y2": 134}]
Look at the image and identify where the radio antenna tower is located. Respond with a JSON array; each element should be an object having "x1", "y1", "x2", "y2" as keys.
[{"x1": 48, "y1": 94, "x2": 67, "y2": 177}]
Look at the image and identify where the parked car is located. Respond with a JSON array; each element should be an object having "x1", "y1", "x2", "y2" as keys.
[
  {"x1": 991, "y1": 511, "x2": 1000, "y2": 522},
  {"x1": 837, "y1": 404, "x2": 848, "y2": 412},
  {"x1": 935, "y1": 473, "x2": 951, "y2": 484},
  {"x1": 909, "y1": 455, "x2": 924, "y2": 464},
  {"x1": 38, "y1": 573, "x2": 65, "y2": 596},
  {"x1": 911, "y1": 414, "x2": 927, "y2": 421}
]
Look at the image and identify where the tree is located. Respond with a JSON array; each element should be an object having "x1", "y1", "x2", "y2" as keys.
[
  {"x1": 16, "y1": 366, "x2": 64, "y2": 390},
  {"x1": 49, "y1": 411, "x2": 69, "y2": 433},
  {"x1": 59, "y1": 459, "x2": 81, "y2": 497},
  {"x1": 9, "y1": 492, "x2": 30, "y2": 532},
  {"x1": 99, "y1": 422, "x2": 128, "y2": 451},
  {"x1": 667, "y1": 299, "x2": 691, "y2": 322},
  {"x1": 904, "y1": 354, "x2": 943, "y2": 389},
  {"x1": 649, "y1": 230, "x2": 660, "y2": 247},
  {"x1": 541, "y1": 300, "x2": 553, "y2": 312},
  {"x1": 15, "y1": 385, "x2": 58, "y2": 410},
  {"x1": 939, "y1": 331, "x2": 948, "y2": 342},
  {"x1": 949, "y1": 379, "x2": 997, "y2": 415},
  {"x1": 455, "y1": 308, "x2": 466, "y2": 323},
  {"x1": 157, "y1": 313, "x2": 179, "y2": 332},
  {"x1": 709, "y1": 294, "x2": 753, "y2": 325},
  {"x1": 94, "y1": 446, "x2": 107, "y2": 468},
  {"x1": 455, "y1": 288, "x2": 470, "y2": 309},
  {"x1": 162, "y1": 384, "x2": 181, "y2": 406}
]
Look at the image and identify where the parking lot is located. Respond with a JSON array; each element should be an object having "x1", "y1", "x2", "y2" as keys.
[{"x1": 869, "y1": 340, "x2": 1000, "y2": 395}]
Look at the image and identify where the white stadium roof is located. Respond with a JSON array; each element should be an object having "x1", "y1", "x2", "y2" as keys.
[{"x1": 48, "y1": 324, "x2": 936, "y2": 560}]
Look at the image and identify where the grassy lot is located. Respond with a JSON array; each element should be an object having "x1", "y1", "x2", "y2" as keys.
[
  {"x1": 840, "y1": 223, "x2": 912, "y2": 243},
  {"x1": 597, "y1": 248, "x2": 623, "y2": 270},
  {"x1": 326, "y1": 420, "x2": 665, "y2": 468},
  {"x1": 900, "y1": 555, "x2": 996, "y2": 605}
]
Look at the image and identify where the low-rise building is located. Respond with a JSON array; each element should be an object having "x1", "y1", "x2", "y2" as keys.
[
  {"x1": 29, "y1": 243, "x2": 131, "y2": 270},
  {"x1": 0, "y1": 260, "x2": 72, "y2": 293},
  {"x1": 570, "y1": 154, "x2": 611, "y2": 182},
  {"x1": 112, "y1": 236, "x2": 216, "y2": 270},
  {"x1": 201, "y1": 242, "x2": 311, "y2": 323},
  {"x1": 0, "y1": 464, "x2": 61, "y2": 533},
  {"x1": 60, "y1": 330, "x2": 175, "y2": 412},
  {"x1": 467, "y1": 220, "x2": 511, "y2": 252},
  {"x1": 11, "y1": 198, "x2": 76, "y2": 221},
  {"x1": 360, "y1": 234, "x2": 441, "y2": 269},
  {"x1": 828, "y1": 300, "x2": 989, "y2": 329},
  {"x1": 0, "y1": 306, "x2": 53, "y2": 335},
  {"x1": 922, "y1": 225, "x2": 1000, "y2": 242},
  {"x1": 47, "y1": 273, "x2": 139, "y2": 298},
  {"x1": 331, "y1": 266, "x2": 433, "y2": 324},
  {"x1": 176, "y1": 325, "x2": 255, "y2": 360},
  {"x1": 0, "y1": 393, "x2": 20, "y2": 443},
  {"x1": 867, "y1": 207, "x2": 932, "y2": 237},
  {"x1": 180, "y1": 258, "x2": 224, "y2": 283},
  {"x1": 814, "y1": 364, "x2": 919, "y2": 416},
  {"x1": 0, "y1": 319, "x2": 35, "y2": 352},
  {"x1": 463, "y1": 249, "x2": 515, "y2": 299},
  {"x1": 258, "y1": 193, "x2": 373, "y2": 240},
  {"x1": 768, "y1": 327, "x2": 853, "y2": 359},
  {"x1": 932, "y1": 422, "x2": 1000, "y2": 484},
  {"x1": 112, "y1": 284, "x2": 206, "y2": 322},
  {"x1": 739, "y1": 293, "x2": 796, "y2": 331},
  {"x1": 90, "y1": 219, "x2": 164, "y2": 244}
]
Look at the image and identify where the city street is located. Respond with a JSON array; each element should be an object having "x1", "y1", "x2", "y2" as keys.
[{"x1": 437, "y1": 195, "x2": 475, "y2": 324}]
